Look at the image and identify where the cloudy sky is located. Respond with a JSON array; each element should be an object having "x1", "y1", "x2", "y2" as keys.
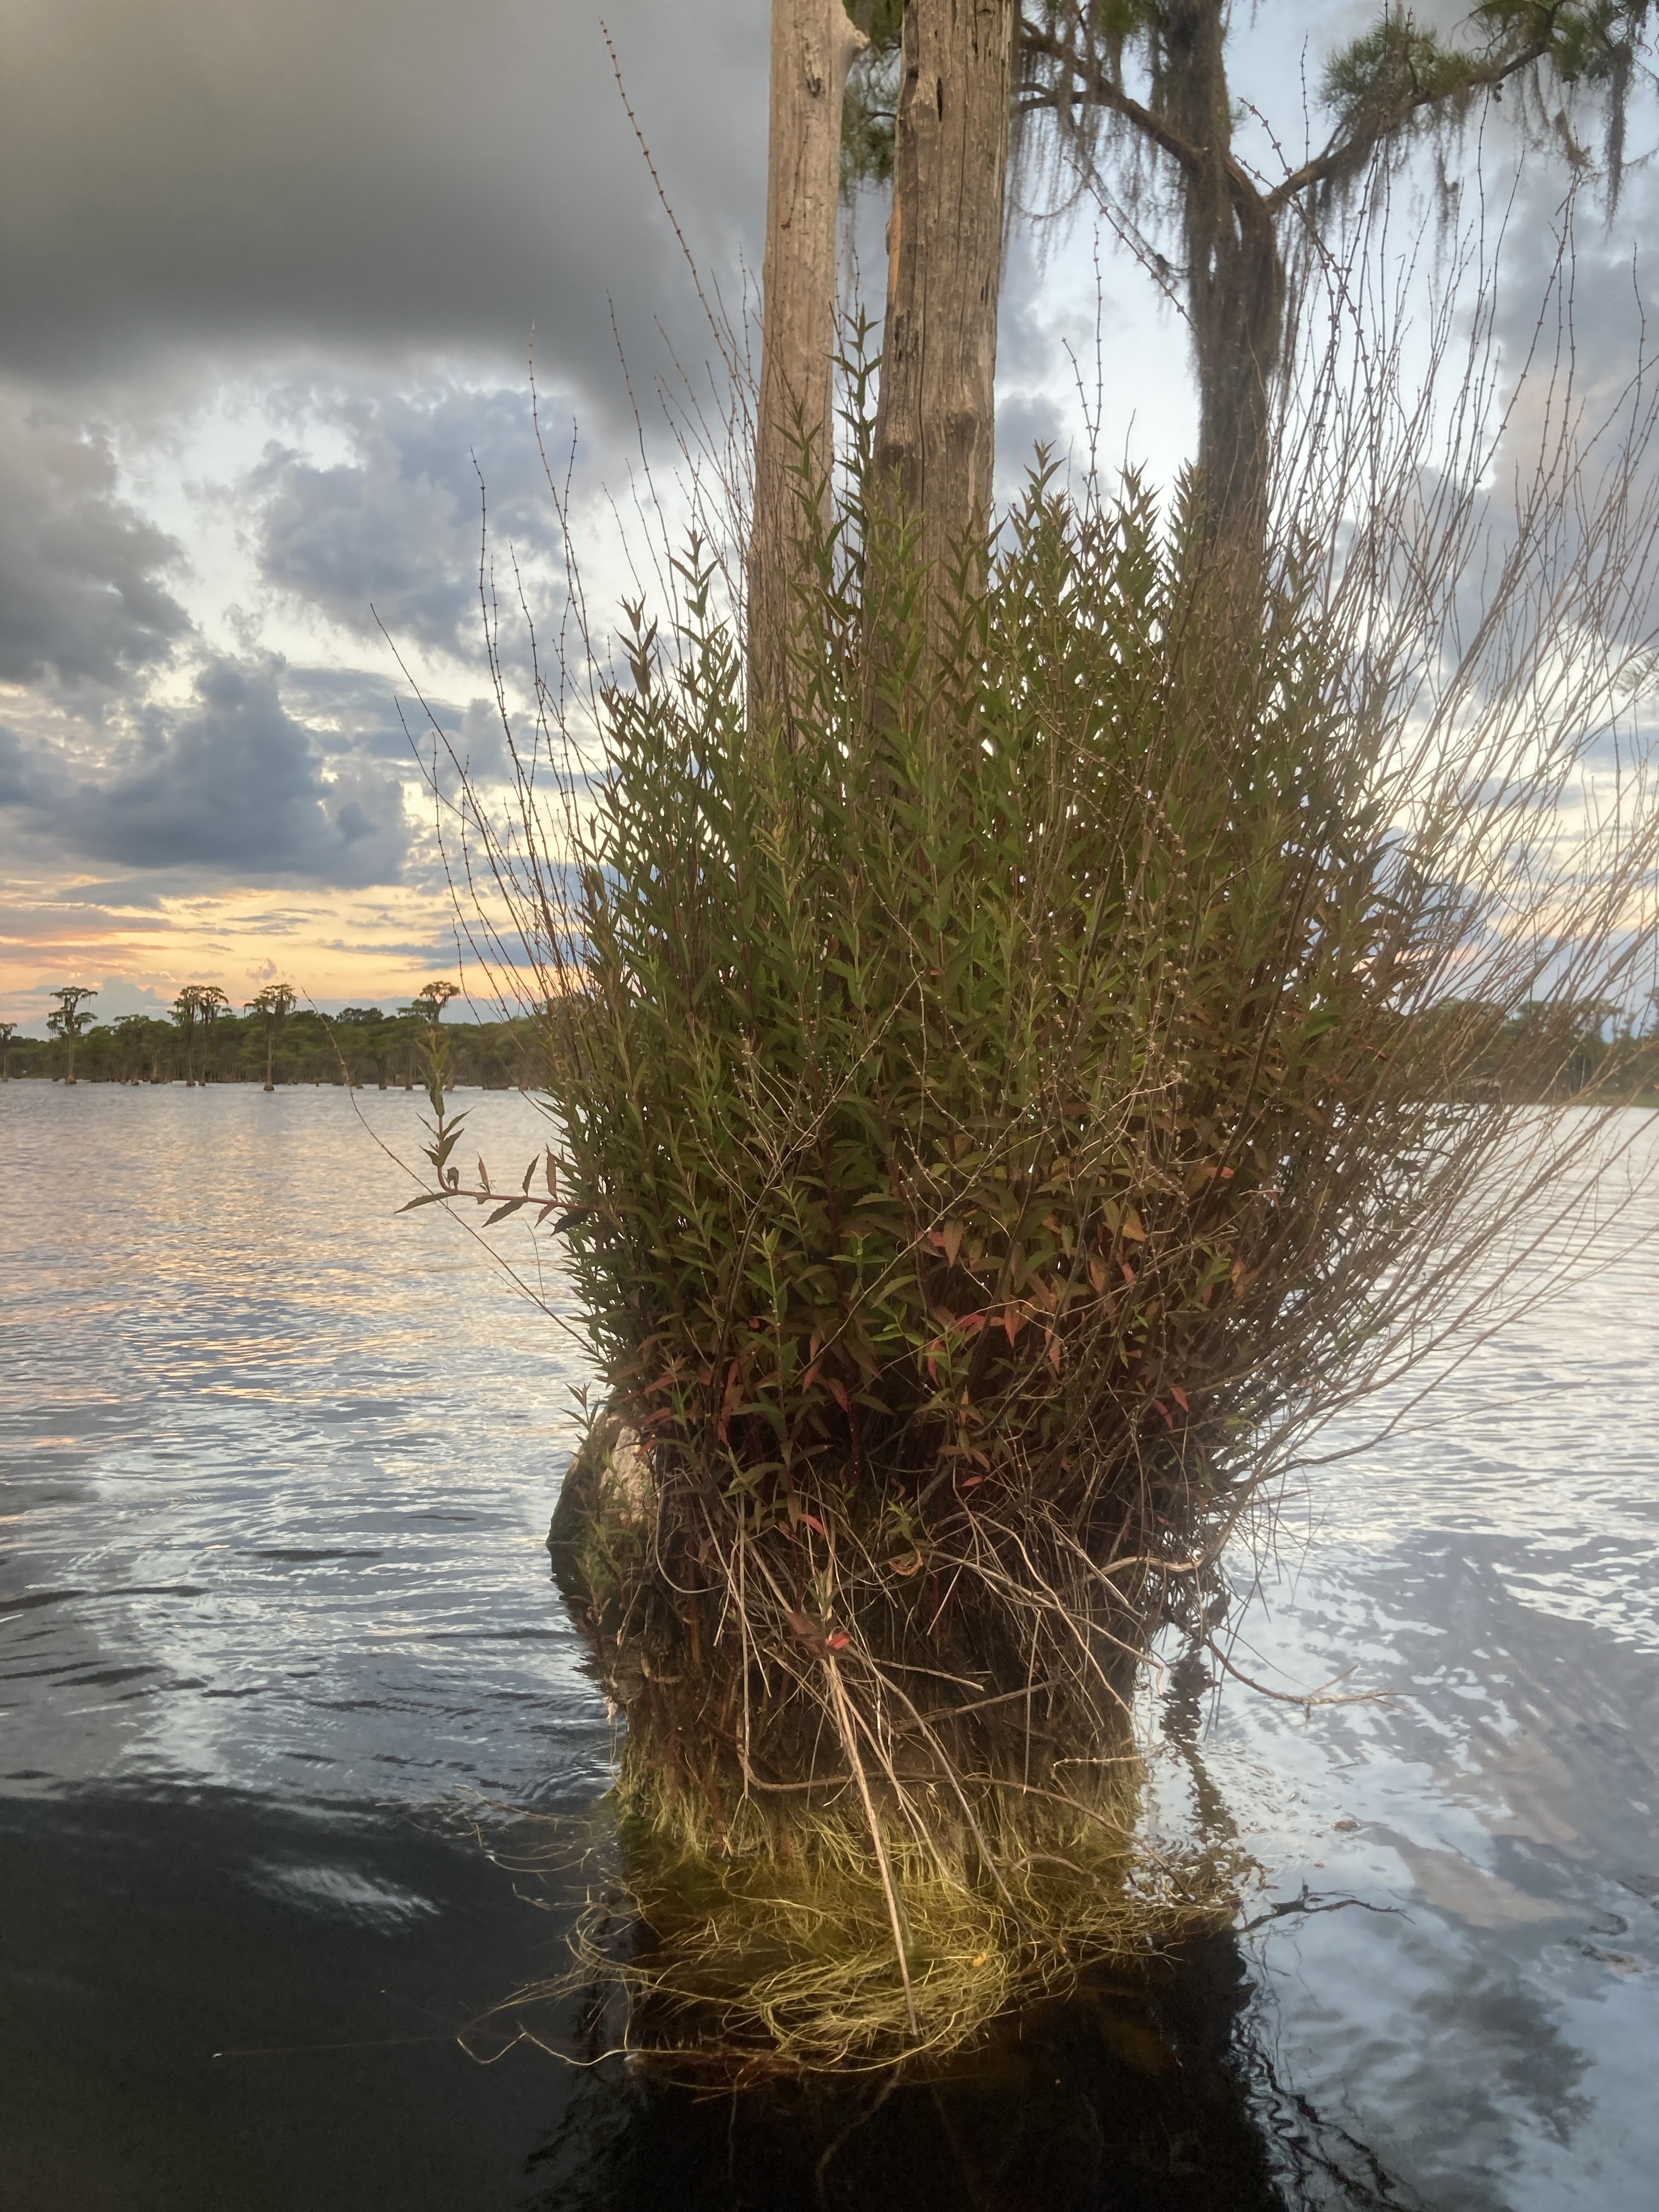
[{"x1": 1, "y1": 0, "x2": 1653, "y2": 1030}]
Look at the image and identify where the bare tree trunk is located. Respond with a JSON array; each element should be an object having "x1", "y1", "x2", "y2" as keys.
[
  {"x1": 1155, "y1": 0, "x2": 1283, "y2": 575},
  {"x1": 749, "y1": 0, "x2": 866, "y2": 723},
  {"x1": 872, "y1": 0, "x2": 1015, "y2": 599}
]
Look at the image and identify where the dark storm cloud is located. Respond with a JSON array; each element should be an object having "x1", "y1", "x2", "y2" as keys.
[
  {"x1": 273, "y1": 665, "x2": 514, "y2": 797},
  {"x1": 278, "y1": 667, "x2": 432, "y2": 763},
  {"x1": 0, "y1": 0, "x2": 768, "y2": 405},
  {"x1": 1, "y1": 663, "x2": 410, "y2": 887},
  {"x1": 251, "y1": 382, "x2": 560, "y2": 656},
  {"x1": 0, "y1": 724, "x2": 33, "y2": 805},
  {"x1": 994, "y1": 392, "x2": 1070, "y2": 491},
  {"x1": 1473, "y1": 166, "x2": 1659, "y2": 655},
  {"x1": 0, "y1": 405, "x2": 190, "y2": 684}
]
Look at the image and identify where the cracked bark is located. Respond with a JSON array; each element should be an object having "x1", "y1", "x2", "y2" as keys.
[
  {"x1": 871, "y1": 0, "x2": 1016, "y2": 617},
  {"x1": 749, "y1": 0, "x2": 867, "y2": 725}
]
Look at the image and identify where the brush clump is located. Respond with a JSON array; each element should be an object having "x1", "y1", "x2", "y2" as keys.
[
  {"x1": 455, "y1": 408, "x2": 1659, "y2": 2072},
  {"x1": 525, "y1": 470, "x2": 1421, "y2": 2068}
]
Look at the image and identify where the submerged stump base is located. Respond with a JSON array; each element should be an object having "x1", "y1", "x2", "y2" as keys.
[
  {"x1": 588, "y1": 1762, "x2": 1233, "y2": 2077},
  {"x1": 548, "y1": 1425, "x2": 1238, "y2": 2078}
]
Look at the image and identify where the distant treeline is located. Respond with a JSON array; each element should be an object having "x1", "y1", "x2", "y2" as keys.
[
  {"x1": 0, "y1": 1007, "x2": 540, "y2": 1090},
  {"x1": 4, "y1": 994, "x2": 1659, "y2": 1101},
  {"x1": 1400, "y1": 995, "x2": 1659, "y2": 1103}
]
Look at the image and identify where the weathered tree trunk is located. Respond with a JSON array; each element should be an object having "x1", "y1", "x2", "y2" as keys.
[
  {"x1": 872, "y1": 0, "x2": 1015, "y2": 595},
  {"x1": 1153, "y1": 0, "x2": 1283, "y2": 575},
  {"x1": 749, "y1": 0, "x2": 866, "y2": 724}
]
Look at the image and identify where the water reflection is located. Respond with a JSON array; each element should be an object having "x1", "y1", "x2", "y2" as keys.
[
  {"x1": 526, "y1": 1946, "x2": 1301, "y2": 2212},
  {"x1": 1209, "y1": 1171, "x2": 1659, "y2": 2209},
  {"x1": 1, "y1": 1084, "x2": 609, "y2": 1805},
  {"x1": 3, "y1": 1086, "x2": 1658, "y2": 2206},
  {"x1": 0, "y1": 1784, "x2": 575, "y2": 2212}
]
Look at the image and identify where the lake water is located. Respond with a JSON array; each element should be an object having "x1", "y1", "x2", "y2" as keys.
[{"x1": 3, "y1": 1082, "x2": 1657, "y2": 2210}]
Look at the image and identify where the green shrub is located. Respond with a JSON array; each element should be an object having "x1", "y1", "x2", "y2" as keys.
[
  {"x1": 476, "y1": 470, "x2": 1472, "y2": 2064},
  {"x1": 561, "y1": 471, "x2": 1407, "y2": 1593},
  {"x1": 433, "y1": 402, "x2": 1659, "y2": 2066}
]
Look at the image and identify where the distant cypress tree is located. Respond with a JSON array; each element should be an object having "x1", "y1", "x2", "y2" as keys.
[
  {"x1": 46, "y1": 986, "x2": 97, "y2": 1086},
  {"x1": 245, "y1": 983, "x2": 297, "y2": 1093}
]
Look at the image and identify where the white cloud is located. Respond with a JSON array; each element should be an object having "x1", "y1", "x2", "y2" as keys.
[{"x1": 0, "y1": 397, "x2": 190, "y2": 685}]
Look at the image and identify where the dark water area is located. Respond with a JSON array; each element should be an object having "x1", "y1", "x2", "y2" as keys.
[{"x1": 4, "y1": 1084, "x2": 1658, "y2": 2209}]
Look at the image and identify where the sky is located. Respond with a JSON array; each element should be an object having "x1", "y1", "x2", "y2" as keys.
[{"x1": 2, "y1": 0, "x2": 1655, "y2": 1032}]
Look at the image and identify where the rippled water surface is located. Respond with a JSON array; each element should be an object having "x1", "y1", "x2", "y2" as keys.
[{"x1": 4, "y1": 1084, "x2": 1658, "y2": 2209}]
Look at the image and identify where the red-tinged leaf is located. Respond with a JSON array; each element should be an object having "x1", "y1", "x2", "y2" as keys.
[
  {"x1": 1219, "y1": 1165, "x2": 1235, "y2": 1179},
  {"x1": 939, "y1": 1221, "x2": 965, "y2": 1268},
  {"x1": 534, "y1": 1201, "x2": 557, "y2": 1224},
  {"x1": 826, "y1": 1629, "x2": 850, "y2": 1652},
  {"x1": 798, "y1": 1511, "x2": 827, "y2": 1539},
  {"x1": 1046, "y1": 1330, "x2": 1063, "y2": 1375},
  {"x1": 960, "y1": 1475, "x2": 985, "y2": 1491},
  {"x1": 1150, "y1": 1398, "x2": 1174, "y2": 1429},
  {"x1": 959, "y1": 1311, "x2": 985, "y2": 1336},
  {"x1": 716, "y1": 1361, "x2": 743, "y2": 1447},
  {"x1": 1170, "y1": 1384, "x2": 1190, "y2": 1413},
  {"x1": 1120, "y1": 1261, "x2": 1137, "y2": 1285},
  {"x1": 1001, "y1": 1306, "x2": 1023, "y2": 1346},
  {"x1": 802, "y1": 1360, "x2": 822, "y2": 1391},
  {"x1": 827, "y1": 1377, "x2": 850, "y2": 1414}
]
